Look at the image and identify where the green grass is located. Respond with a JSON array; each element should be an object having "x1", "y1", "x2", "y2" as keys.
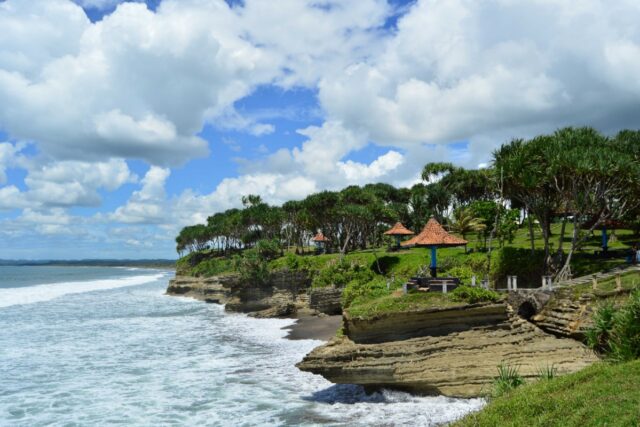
[
  {"x1": 346, "y1": 291, "x2": 460, "y2": 319},
  {"x1": 569, "y1": 271, "x2": 640, "y2": 298},
  {"x1": 455, "y1": 360, "x2": 640, "y2": 427}
]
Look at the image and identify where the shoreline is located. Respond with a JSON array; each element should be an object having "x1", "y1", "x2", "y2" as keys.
[{"x1": 283, "y1": 313, "x2": 342, "y2": 341}]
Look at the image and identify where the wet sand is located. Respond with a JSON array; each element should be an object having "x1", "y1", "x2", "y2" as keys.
[{"x1": 284, "y1": 314, "x2": 343, "y2": 341}]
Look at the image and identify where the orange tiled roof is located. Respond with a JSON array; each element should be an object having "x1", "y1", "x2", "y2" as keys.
[
  {"x1": 312, "y1": 232, "x2": 330, "y2": 242},
  {"x1": 402, "y1": 217, "x2": 467, "y2": 247},
  {"x1": 383, "y1": 222, "x2": 415, "y2": 236}
]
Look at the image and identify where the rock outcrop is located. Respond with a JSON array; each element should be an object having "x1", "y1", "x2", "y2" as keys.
[
  {"x1": 344, "y1": 302, "x2": 508, "y2": 344},
  {"x1": 309, "y1": 287, "x2": 343, "y2": 315},
  {"x1": 529, "y1": 287, "x2": 633, "y2": 340},
  {"x1": 166, "y1": 270, "x2": 326, "y2": 317},
  {"x1": 297, "y1": 310, "x2": 598, "y2": 397}
]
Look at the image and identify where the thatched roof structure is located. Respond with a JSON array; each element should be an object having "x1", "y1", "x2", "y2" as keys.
[
  {"x1": 383, "y1": 222, "x2": 414, "y2": 236},
  {"x1": 312, "y1": 232, "x2": 330, "y2": 242},
  {"x1": 402, "y1": 217, "x2": 467, "y2": 248}
]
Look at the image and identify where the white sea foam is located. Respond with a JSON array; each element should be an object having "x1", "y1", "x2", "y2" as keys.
[
  {"x1": 0, "y1": 273, "x2": 165, "y2": 308},
  {"x1": 0, "y1": 273, "x2": 485, "y2": 426}
]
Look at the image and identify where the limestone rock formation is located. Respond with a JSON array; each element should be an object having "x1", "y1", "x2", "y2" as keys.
[
  {"x1": 344, "y1": 302, "x2": 508, "y2": 344},
  {"x1": 297, "y1": 312, "x2": 598, "y2": 397},
  {"x1": 166, "y1": 270, "x2": 321, "y2": 317}
]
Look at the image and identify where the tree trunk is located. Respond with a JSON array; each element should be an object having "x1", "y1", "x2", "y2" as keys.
[{"x1": 556, "y1": 215, "x2": 579, "y2": 282}]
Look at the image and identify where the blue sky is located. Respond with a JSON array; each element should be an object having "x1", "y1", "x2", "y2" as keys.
[{"x1": 1, "y1": 0, "x2": 639, "y2": 259}]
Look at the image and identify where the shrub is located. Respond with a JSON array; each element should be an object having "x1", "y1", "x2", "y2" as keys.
[
  {"x1": 585, "y1": 302, "x2": 616, "y2": 354},
  {"x1": 450, "y1": 285, "x2": 501, "y2": 304},
  {"x1": 191, "y1": 257, "x2": 233, "y2": 277},
  {"x1": 283, "y1": 252, "x2": 312, "y2": 271},
  {"x1": 536, "y1": 364, "x2": 557, "y2": 380},
  {"x1": 491, "y1": 247, "x2": 545, "y2": 288},
  {"x1": 255, "y1": 239, "x2": 281, "y2": 261},
  {"x1": 233, "y1": 248, "x2": 270, "y2": 286},
  {"x1": 312, "y1": 258, "x2": 374, "y2": 289},
  {"x1": 443, "y1": 265, "x2": 474, "y2": 285},
  {"x1": 493, "y1": 363, "x2": 525, "y2": 397},
  {"x1": 342, "y1": 277, "x2": 392, "y2": 308},
  {"x1": 586, "y1": 291, "x2": 640, "y2": 362}
]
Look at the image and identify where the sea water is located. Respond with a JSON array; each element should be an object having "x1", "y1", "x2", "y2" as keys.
[{"x1": 0, "y1": 266, "x2": 484, "y2": 426}]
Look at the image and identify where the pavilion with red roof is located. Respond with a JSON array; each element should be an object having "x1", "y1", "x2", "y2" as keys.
[
  {"x1": 312, "y1": 232, "x2": 330, "y2": 254},
  {"x1": 402, "y1": 217, "x2": 467, "y2": 277},
  {"x1": 383, "y1": 222, "x2": 414, "y2": 249}
]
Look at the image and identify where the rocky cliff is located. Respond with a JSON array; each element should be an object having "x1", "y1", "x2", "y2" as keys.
[
  {"x1": 166, "y1": 270, "x2": 326, "y2": 317},
  {"x1": 344, "y1": 302, "x2": 508, "y2": 344},
  {"x1": 297, "y1": 299, "x2": 598, "y2": 397}
]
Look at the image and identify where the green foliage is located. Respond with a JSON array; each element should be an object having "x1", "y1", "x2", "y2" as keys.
[
  {"x1": 281, "y1": 252, "x2": 312, "y2": 271},
  {"x1": 190, "y1": 257, "x2": 234, "y2": 277},
  {"x1": 455, "y1": 360, "x2": 640, "y2": 427},
  {"x1": 585, "y1": 302, "x2": 616, "y2": 354},
  {"x1": 586, "y1": 290, "x2": 640, "y2": 362},
  {"x1": 346, "y1": 291, "x2": 457, "y2": 319},
  {"x1": 231, "y1": 239, "x2": 281, "y2": 285},
  {"x1": 312, "y1": 258, "x2": 374, "y2": 289},
  {"x1": 450, "y1": 285, "x2": 501, "y2": 304},
  {"x1": 491, "y1": 247, "x2": 545, "y2": 288},
  {"x1": 255, "y1": 238, "x2": 281, "y2": 261},
  {"x1": 536, "y1": 364, "x2": 558, "y2": 381},
  {"x1": 342, "y1": 277, "x2": 395, "y2": 309},
  {"x1": 443, "y1": 265, "x2": 474, "y2": 285},
  {"x1": 493, "y1": 363, "x2": 525, "y2": 397}
]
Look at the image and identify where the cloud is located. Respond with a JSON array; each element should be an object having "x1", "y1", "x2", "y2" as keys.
[
  {"x1": 109, "y1": 166, "x2": 170, "y2": 224},
  {"x1": 0, "y1": 0, "x2": 276, "y2": 165},
  {"x1": 0, "y1": 157, "x2": 136, "y2": 210},
  {"x1": 317, "y1": 0, "x2": 640, "y2": 159}
]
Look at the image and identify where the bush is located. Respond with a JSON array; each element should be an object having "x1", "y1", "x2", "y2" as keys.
[
  {"x1": 450, "y1": 285, "x2": 501, "y2": 304},
  {"x1": 233, "y1": 248, "x2": 270, "y2": 285},
  {"x1": 312, "y1": 258, "x2": 374, "y2": 289},
  {"x1": 585, "y1": 302, "x2": 616, "y2": 354},
  {"x1": 255, "y1": 239, "x2": 281, "y2": 261},
  {"x1": 491, "y1": 247, "x2": 544, "y2": 288},
  {"x1": 493, "y1": 363, "x2": 525, "y2": 397},
  {"x1": 191, "y1": 257, "x2": 233, "y2": 277},
  {"x1": 587, "y1": 290, "x2": 640, "y2": 362},
  {"x1": 443, "y1": 265, "x2": 474, "y2": 285},
  {"x1": 342, "y1": 277, "x2": 393, "y2": 308}
]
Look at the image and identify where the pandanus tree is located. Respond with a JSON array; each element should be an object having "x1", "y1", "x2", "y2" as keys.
[
  {"x1": 494, "y1": 135, "x2": 561, "y2": 274},
  {"x1": 448, "y1": 207, "x2": 486, "y2": 252}
]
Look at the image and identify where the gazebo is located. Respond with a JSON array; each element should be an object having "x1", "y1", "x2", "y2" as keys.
[
  {"x1": 402, "y1": 217, "x2": 467, "y2": 278},
  {"x1": 312, "y1": 232, "x2": 330, "y2": 254},
  {"x1": 383, "y1": 222, "x2": 414, "y2": 249}
]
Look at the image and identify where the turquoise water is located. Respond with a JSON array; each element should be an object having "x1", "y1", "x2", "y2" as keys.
[{"x1": 0, "y1": 267, "x2": 483, "y2": 426}]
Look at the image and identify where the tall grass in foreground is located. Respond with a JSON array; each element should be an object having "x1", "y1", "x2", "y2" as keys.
[
  {"x1": 492, "y1": 363, "x2": 524, "y2": 397},
  {"x1": 586, "y1": 290, "x2": 640, "y2": 362}
]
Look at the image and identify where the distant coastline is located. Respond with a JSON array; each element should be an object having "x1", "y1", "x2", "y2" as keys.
[{"x1": 0, "y1": 259, "x2": 176, "y2": 269}]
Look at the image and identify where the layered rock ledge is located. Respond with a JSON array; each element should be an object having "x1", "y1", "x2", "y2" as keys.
[
  {"x1": 166, "y1": 272, "x2": 343, "y2": 317},
  {"x1": 297, "y1": 303, "x2": 598, "y2": 397}
]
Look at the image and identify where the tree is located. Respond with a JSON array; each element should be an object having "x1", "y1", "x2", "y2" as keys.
[{"x1": 448, "y1": 207, "x2": 486, "y2": 252}]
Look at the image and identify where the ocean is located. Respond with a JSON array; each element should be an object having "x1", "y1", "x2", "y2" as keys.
[{"x1": 0, "y1": 266, "x2": 484, "y2": 426}]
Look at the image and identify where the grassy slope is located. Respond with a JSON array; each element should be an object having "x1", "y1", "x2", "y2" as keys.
[{"x1": 455, "y1": 360, "x2": 640, "y2": 427}]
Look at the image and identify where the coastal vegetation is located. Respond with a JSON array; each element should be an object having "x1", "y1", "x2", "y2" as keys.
[
  {"x1": 175, "y1": 127, "x2": 640, "y2": 316},
  {"x1": 455, "y1": 360, "x2": 640, "y2": 426}
]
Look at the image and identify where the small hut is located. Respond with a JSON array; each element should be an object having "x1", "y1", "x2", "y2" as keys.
[
  {"x1": 402, "y1": 217, "x2": 467, "y2": 278},
  {"x1": 383, "y1": 222, "x2": 414, "y2": 249},
  {"x1": 312, "y1": 232, "x2": 330, "y2": 254}
]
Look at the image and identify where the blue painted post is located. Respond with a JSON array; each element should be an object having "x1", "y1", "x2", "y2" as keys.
[
  {"x1": 602, "y1": 227, "x2": 608, "y2": 252},
  {"x1": 430, "y1": 246, "x2": 437, "y2": 278}
]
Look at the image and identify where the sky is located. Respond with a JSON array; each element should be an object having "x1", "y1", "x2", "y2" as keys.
[{"x1": 1, "y1": 0, "x2": 640, "y2": 260}]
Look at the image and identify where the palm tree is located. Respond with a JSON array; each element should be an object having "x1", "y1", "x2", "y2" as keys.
[{"x1": 448, "y1": 207, "x2": 486, "y2": 252}]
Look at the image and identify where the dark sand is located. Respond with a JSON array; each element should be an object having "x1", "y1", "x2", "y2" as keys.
[{"x1": 284, "y1": 314, "x2": 343, "y2": 341}]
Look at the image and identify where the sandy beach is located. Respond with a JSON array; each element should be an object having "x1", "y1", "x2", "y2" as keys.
[{"x1": 284, "y1": 314, "x2": 343, "y2": 341}]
